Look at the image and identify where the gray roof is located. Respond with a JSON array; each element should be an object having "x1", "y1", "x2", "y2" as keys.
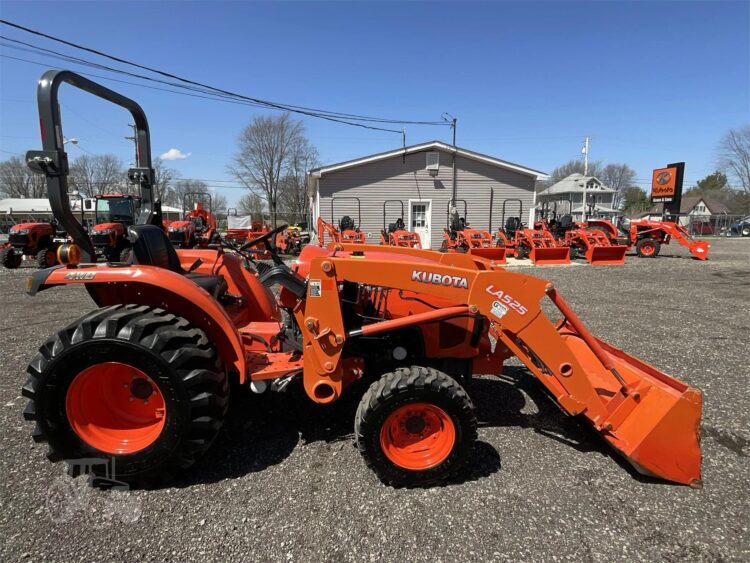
[
  {"x1": 309, "y1": 140, "x2": 548, "y2": 180},
  {"x1": 539, "y1": 173, "x2": 615, "y2": 195}
]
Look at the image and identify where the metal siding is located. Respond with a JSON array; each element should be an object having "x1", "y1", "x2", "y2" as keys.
[{"x1": 318, "y1": 149, "x2": 536, "y2": 249}]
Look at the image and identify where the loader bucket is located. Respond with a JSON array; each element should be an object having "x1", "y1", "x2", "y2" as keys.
[
  {"x1": 584, "y1": 245, "x2": 627, "y2": 265},
  {"x1": 689, "y1": 240, "x2": 710, "y2": 260},
  {"x1": 561, "y1": 334, "x2": 702, "y2": 486},
  {"x1": 469, "y1": 247, "x2": 507, "y2": 264},
  {"x1": 529, "y1": 247, "x2": 570, "y2": 265}
]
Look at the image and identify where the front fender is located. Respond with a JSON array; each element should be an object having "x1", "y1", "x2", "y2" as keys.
[{"x1": 27, "y1": 264, "x2": 246, "y2": 379}]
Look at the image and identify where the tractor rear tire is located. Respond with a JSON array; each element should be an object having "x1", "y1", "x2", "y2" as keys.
[
  {"x1": 636, "y1": 238, "x2": 661, "y2": 258},
  {"x1": 569, "y1": 246, "x2": 580, "y2": 260},
  {"x1": 439, "y1": 240, "x2": 449, "y2": 253},
  {"x1": 22, "y1": 305, "x2": 228, "y2": 488},
  {"x1": 1, "y1": 247, "x2": 21, "y2": 269},
  {"x1": 516, "y1": 245, "x2": 530, "y2": 260},
  {"x1": 36, "y1": 247, "x2": 57, "y2": 269},
  {"x1": 355, "y1": 366, "x2": 477, "y2": 487}
]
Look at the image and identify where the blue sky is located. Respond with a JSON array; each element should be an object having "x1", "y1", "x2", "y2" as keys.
[{"x1": 1, "y1": 1, "x2": 748, "y2": 205}]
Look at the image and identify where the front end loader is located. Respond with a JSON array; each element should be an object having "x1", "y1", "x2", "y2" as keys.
[{"x1": 21, "y1": 70, "x2": 702, "y2": 490}]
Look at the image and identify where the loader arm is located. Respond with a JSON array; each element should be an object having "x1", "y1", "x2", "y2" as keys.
[{"x1": 297, "y1": 254, "x2": 702, "y2": 486}]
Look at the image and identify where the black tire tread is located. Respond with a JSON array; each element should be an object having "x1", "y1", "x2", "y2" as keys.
[
  {"x1": 354, "y1": 366, "x2": 477, "y2": 487},
  {"x1": 22, "y1": 304, "x2": 228, "y2": 488}
]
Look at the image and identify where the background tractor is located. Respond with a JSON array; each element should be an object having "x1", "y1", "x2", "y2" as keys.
[
  {"x1": 0, "y1": 221, "x2": 62, "y2": 269},
  {"x1": 21, "y1": 70, "x2": 703, "y2": 491},
  {"x1": 167, "y1": 193, "x2": 218, "y2": 249},
  {"x1": 87, "y1": 194, "x2": 140, "y2": 262},
  {"x1": 379, "y1": 200, "x2": 421, "y2": 248},
  {"x1": 441, "y1": 200, "x2": 506, "y2": 263}
]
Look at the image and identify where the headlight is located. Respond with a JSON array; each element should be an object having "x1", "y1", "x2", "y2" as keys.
[
  {"x1": 169, "y1": 227, "x2": 185, "y2": 233},
  {"x1": 96, "y1": 228, "x2": 113, "y2": 235},
  {"x1": 12, "y1": 228, "x2": 29, "y2": 235}
]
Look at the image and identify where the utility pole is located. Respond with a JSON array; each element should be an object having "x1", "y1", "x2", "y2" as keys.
[
  {"x1": 125, "y1": 123, "x2": 138, "y2": 166},
  {"x1": 443, "y1": 113, "x2": 457, "y2": 204},
  {"x1": 581, "y1": 136, "x2": 590, "y2": 221}
]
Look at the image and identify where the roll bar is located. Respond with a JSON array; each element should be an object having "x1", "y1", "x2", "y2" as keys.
[
  {"x1": 501, "y1": 199, "x2": 524, "y2": 229},
  {"x1": 184, "y1": 192, "x2": 212, "y2": 215},
  {"x1": 25, "y1": 70, "x2": 158, "y2": 262},
  {"x1": 382, "y1": 200, "x2": 405, "y2": 230},
  {"x1": 446, "y1": 199, "x2": 468, "y2": 230},
  {"x1": 331, "y1": 197, "x2": 361, "y2": 228}
]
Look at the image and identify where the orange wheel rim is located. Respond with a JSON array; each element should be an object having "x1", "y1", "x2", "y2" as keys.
[
  {"x1": 379, "y1": 402, "x2": 456, "y2": 470},
  {"x1": 641, "y1": 242, "x2": 655, "y2": 256},
  {"x1": 65, "y1": 362, "x2": 166, "y2": 455}
]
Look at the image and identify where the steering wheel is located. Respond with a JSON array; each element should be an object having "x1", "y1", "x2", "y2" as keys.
[{"x1": 240, "y1": 224, "x2": 288, "y2": 265}]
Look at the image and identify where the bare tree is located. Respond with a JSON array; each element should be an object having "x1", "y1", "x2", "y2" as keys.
[
  {"x1": 152, "y1": 157, "x2": 179, "y2": 205},
  {"x1": 278, "y1": 137, "x2": 318, "y2": 224},
  {"x1": 718, "y1": 125, "x2": 750, "y2": 194},
  {"x1": 238, "y1": 193, "x2": 265, "y2": 218},
  {"x1": 599, "y1": 163, "x2": 637, "y2": 209},
  {"x1": 228, "y1": 113, "x2": 308, "y2": 227},
  {"x1": 171, "y1": 179, "x2": 227, "y2": 219},
  {"x1": 549, "y1": 159, "x2": 603, "y2": 184},
  {"x1": 69, "y1": 154, "x2": 127, "y2": 197},
  {"x1": 0, "y1": 156, "x2": 47, "y2": 198}
]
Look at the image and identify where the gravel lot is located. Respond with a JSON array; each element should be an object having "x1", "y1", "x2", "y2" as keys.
[{"x1": 1, "y1": 238, "x2": 748, "y2": 562}]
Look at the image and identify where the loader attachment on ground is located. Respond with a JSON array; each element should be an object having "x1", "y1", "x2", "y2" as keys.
[
  {"x1": 584, "y1": 244, "x2": 627, "y2": 265},
  {"x1": 529, "y1": 246, "x2": 570, "y2": 265},
  {"x1": 468, "y1": 246, "x2": 507, "y2": 264},
  {"x1": 491, "y1": 286, "x2": 702, "y2": 486},
  {"x1": 687, "y1": 240, "x2": 710, "y2": 260}
]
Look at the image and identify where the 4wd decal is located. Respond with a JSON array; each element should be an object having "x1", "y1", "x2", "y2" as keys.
[
  {"x1": 64, "y1": 271, "x2": 96, "y2": 280},
  {"x1": 411, "y1": 270, "x2": 468, "y2": 289},
  {"x1": 486, "y1": 285, "x2": 528, "y2": 315}
]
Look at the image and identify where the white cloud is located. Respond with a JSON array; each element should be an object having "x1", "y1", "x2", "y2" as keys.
[{"x1": 160, "y1": 148, "x2": 191, "y2": 160}]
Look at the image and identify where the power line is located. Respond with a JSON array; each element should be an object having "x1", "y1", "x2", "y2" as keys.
[{"x1": 0, "y1": 20, "x2": 450, "y2": 133}]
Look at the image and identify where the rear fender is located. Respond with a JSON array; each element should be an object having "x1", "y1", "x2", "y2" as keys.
[{"x1": 27, "y1": 264, "x2": 246, "y2": 379}]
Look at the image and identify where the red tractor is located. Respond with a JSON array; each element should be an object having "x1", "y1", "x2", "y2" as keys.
[
  {"x1": 21, "y1": 70, "x2": 703, "y2": 491},
  {"x1": 441, "y1": 200, "x2": 506, "y2": 263},
  {"x1": 379, "y1": 200, "x2": 421, "y2": 248},
  {"x1": 1, "y1": 221, "x2": 62, "y2": 269},
  {"x1": 167, "y1": 193, "x2": 218, "y2": 249},
  {"x1": 87, "y1": 194, "x2": 141, "y2": 262}
]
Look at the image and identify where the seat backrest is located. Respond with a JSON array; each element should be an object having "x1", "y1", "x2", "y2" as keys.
[{"x1": 128, "y1": 225, "x2": 183, "y2": 272}]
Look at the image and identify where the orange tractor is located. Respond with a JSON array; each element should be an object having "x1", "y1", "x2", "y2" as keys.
[
  {"x1": 317, "y1": 198, "x2": 367, "y2": 245},
  {"x1": 1, "y1": 221, "x2": 62, "y2": 269},
  {"x1": 87, "y1": 194, "x2": 141, "y2": 262},
  {"x1": 22, "y1": 71, "x2": 702, "y2": 490},
  {"x1": 580, "y1": 218, "x2": 710, "y2": 260},
  {"x1": 441, "y1": 200, "x2": 506, "y2": 264},
  {"x1": 167, "y1": 193, "x2": 219, "y2": 249},
  {"x1": 548, "y1": 215, "x2": 628, "y2": 266},
  {"x1": 379, "y1": 200, "x2": 421, "y2": 248},
  {"x1": 495, "y1": 201, "x2": 569, "y2": 265}
]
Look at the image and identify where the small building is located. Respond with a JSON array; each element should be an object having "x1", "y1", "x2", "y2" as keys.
[
  {"x1": 536, "y1": 173, "x2": 618, "y2": 221},
  {"x1": 307, "y1": 141, "x2": 547, "y2": 249},
  {"x1": 632, "y1": 196, "x2": 730, "y2": 225},
  {"x1": 0, "y1": 197, "x2": 182, "y2": 233}
]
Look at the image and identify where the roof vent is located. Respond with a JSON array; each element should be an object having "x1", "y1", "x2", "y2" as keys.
[{"x1": 426, "y1": 152, "x2": 439, "y2": 177}]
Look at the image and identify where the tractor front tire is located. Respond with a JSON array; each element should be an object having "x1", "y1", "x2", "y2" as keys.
[
  {"x1": 636, "y1": 238, "x2": 661, "y2": 258},
  {"x1": 355, "y1": 366, "x2": 477, "y2": 487},
  {"x1": 36, "y1": 247, "x2": 57, "y2": 269},
  {"x1": 1, "y1": 247, "x2": 21, "y2": 269},
  {"x1": 22, "y1": 305, "x2": 228, "y2": 488}
]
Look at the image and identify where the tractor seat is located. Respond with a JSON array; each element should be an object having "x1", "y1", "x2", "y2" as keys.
[{"x1": 127, "y1": 225, "x2": 227, "y2": 299}]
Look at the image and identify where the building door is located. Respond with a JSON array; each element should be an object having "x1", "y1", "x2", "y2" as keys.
[{"x1": 408, "y1": 200, "x2": 431, "y2": 249}]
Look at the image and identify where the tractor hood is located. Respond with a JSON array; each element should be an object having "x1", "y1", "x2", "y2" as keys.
[
  {"x1": 92, "y1": 222, "x2": 125, "y2": 234},
  {"x1": 10, "y1": 222, "x2": 53, "y2": 235}
]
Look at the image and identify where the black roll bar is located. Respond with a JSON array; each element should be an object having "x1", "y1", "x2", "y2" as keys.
[
  {"x1": 382, "y1": 200, "x2": 405, "y2": 230},
  {"x1": 331, "y1": 197, "x2": 362, "y2": 228},
  {"x1": 25, "y1": 70, "x2": 157, "y2": 262}
]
